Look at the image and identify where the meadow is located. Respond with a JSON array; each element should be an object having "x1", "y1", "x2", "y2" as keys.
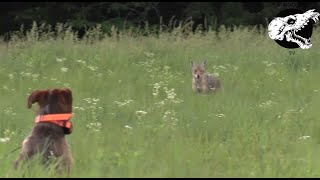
[{"x1": 1, "y1": 22, "x2": 320, "y2": 177}]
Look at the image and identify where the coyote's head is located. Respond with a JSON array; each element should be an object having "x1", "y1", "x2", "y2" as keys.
[{"x1": 191, "y1": 60, "x2": 207, "y2": 80}]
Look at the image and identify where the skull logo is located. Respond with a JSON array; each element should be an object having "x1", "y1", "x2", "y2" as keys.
[{"x1": 268, "y1": 9, "x2": 320, "y2": 49}]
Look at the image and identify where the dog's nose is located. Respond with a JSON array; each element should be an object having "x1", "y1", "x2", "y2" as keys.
[{"x1": 196, "y1": 75, "x2": 200, "y2": 79}]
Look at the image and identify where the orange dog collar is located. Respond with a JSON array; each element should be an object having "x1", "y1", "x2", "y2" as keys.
[{"x1": 35, "y1": 113, "x2": 73, "y2": 134}]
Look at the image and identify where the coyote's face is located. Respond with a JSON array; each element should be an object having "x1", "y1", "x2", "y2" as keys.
[{"x1": 191, "y1": 60, "x2": 207, "y2": 80}]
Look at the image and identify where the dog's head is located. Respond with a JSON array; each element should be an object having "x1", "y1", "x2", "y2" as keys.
[
  {"x1": 28, "y1": 88, "x2": 73, "y2": 115},
  {"x1": 191, "y1": 60, "x2": 207, "y2": 80}
]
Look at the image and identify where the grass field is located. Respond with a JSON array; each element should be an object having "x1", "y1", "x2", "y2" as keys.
[{"x1": 1, "y1": 23, "x2": 320, "y2": 177}]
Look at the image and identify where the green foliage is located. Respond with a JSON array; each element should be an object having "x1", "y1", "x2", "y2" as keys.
[{"x1": 1, "y1": 22, "x2": 320, "y2": 177}]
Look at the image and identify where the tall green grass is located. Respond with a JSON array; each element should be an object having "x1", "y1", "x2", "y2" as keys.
[{"x1": 1, "y1": 22, "x2": 320, "y2": 177}]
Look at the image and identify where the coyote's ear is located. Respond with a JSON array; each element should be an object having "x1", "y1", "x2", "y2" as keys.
[
  {"x1": 190, "y1": 61, "x2": 195, "y2": 67},
  {"x1": 201, "y1": 60, "x2": 207, "y2": 67}
]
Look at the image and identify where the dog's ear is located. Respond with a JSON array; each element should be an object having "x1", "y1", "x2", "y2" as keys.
[
  {"x1": 27, "y1": 90, "x2": 49, "y2": 108},
  {"x1": 59, "y1": 88, "x2": 73, "y2": 105}
]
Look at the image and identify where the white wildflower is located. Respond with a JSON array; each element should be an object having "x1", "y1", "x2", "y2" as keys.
[
  {"x1": 216, "y1": 114, "x2": 226, "y2": 118},
  {"x1": 114, "y1": 100, "x2": 134, "y2": 107},
  {"x1": 166, "y1": 88, "x2": 176, "y2": 100},
  {"x1": 144, "y1": 52, "x2": 155, "y2": 57},
  {"x1": 163, "y1": 66, "x2": 170, "y2": 71},
  {"x1": 76, "y1": 60, "x2": 85, "y2": 64},
  {"x1": 163, "y1": 110, "x2": 178, "y2": 127},
  {"x1": 20, "y1": 72, "x2": 31, "y2": 77},
  {"x1": 265, "y1": 67, "x2": 277, "y2": 76},
  {"x1": 3, "y1": 129, "x2": 14, "y2": 138},
  {"x1": 87, "y1": 65, "x2": 98, "y2": 71},
  {"x1": 258, "y1": 100, "x2": 275, "y2": 108},
  {"x1": 50, "y1": 151, "x2": 54, "y2": 156},
  {"x1": 73, "y1": 106, "x2": 85, "y2": 111},
  {"x1": 155, "y1": 100, "x2": 165, "y2": 107},
  {"x1": 107, "y1": 70, "x2": 113, "y2": 75},
  {"x1": 56, "y1": 57, "x2": 66, "y2": 62},
  {"x1": 213, "y1": 72, "x2": 220, "y2": 77},
  {"x1": 136, "y1": 110, "x2": 147, "y2": 116},
  {"x1": 2, "y1": 85, "x2": 8, "y2": 90},
  {"x1": 32, "y1": 74, "x2": 39, "y2": 79},
  {"x1": 0, "y1": 138, "x2": 10, "y2": 143},
  {"x1": 86, "y1": 122, "x2": 102, "y2": 132},
  {"x1": 136, "y1": 110, "x2": 147, "y2": 119},
  {"x1": 92, "y1": 98, "x2": 100, "y2": 102},
  {"x1": 8, "y1": 74, "x2": 14, "y2": 79},
  {"x1": 96, "y1": 73, "x2": 103, "y2": 78},
  {"x1": 61, "y1": 67, "x2": 68, "y2": 72},
  {"x1": 298, "y1": 136, "x2": 311, "y2": 140},
  {"x1": 26, "y1": 62, "x2": 33, "y2": 67},
  {"x1": 4, "y1": 107, "x2": 16, "y2": 116}
]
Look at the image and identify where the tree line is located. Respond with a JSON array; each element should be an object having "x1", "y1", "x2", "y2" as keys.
[{"x1": 1, "y1": 2, "x2": 319, "y2": 37}]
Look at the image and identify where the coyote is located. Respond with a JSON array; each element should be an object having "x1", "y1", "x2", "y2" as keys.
[{"x1": 191, "y1": 60, "x2": 222, "y2": 93}]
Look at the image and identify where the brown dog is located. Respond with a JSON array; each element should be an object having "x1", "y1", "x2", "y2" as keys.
[{"x1": 14, "y1": 88, "x2": 74, "y2": 174}]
